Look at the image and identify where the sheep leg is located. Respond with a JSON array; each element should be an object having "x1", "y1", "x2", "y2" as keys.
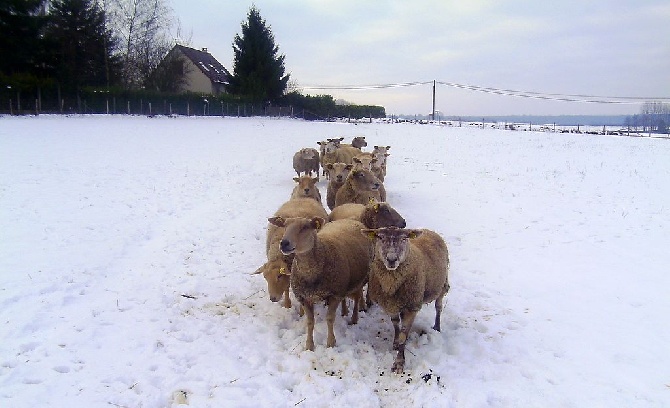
[
  {"x1": 340, "y1": 299, "x2": 349, "y2": 317},
  {"x1": 391, "y1": 314, "x2": 401, "y2": 350},
  {"x1": 303, "y1": 300, "x2": 316, "y2": 351},
  {"x1": 432, "y1": 283, "x2": 449, "y2": 331},
  {"x1": 348, "y1": 290, "x2": 360, "y2": 325},
  {"x1": 282, "y1": 287, "x2": 292, "y2": 309},
  {"x1": 392, "y1": 310, "x2": 418, "y2": 374},
  {"x1": 325, "y1": 297, "x2": 340, "y2": 348}
]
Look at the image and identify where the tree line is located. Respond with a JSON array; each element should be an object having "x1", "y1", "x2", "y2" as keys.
[
  {"x1": 0, "y1": 2, "x2": 385, "y2": 119},
  {"x1": 624, "y1": 102, "x2": 669, "y2": 134}
]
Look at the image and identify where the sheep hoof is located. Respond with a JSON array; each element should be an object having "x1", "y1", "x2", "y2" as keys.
[
  {"x1": 392, "y1": 360, "x2": 405, "y2": 374},
  {"x1": 306, "y1": 341, "x2": 315, "y2": 351}
]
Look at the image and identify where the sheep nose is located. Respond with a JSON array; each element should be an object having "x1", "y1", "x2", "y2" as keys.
[
  {"x1": 270, "y1": 296, "x2": 280, "y2": 302},
  {"x1": 304, "y1": 189, "x2": 310, "y2": 194},
  {"x1": 399, "y1": 220, "x2": 406, "y2": 228},
  {"x1": 280, "y1": 239, "x2": 293, "y2": 253}
]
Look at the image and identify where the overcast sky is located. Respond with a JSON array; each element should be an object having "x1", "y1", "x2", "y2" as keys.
[{"x1": 170, "y1": 0, "x2": 670, "y2": 116}]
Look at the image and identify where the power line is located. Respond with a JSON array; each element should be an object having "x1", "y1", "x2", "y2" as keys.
[{"x1": 299, "y1": 80, "x2": 670, "y2": 104}]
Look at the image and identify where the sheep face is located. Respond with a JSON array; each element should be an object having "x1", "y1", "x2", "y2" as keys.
[
  {"x1": 352, "y1": 155, "x2": 377, "y2": 171},
  {"x1": 326, "y1": 162, "x2": 353, "y2": 183},
  {"x1": 292, "y1": 176, "x2": 320, "y2": 200},
  {"x1": 363, "y1": 227, "x2": 423, "y2": 270},
  {"x1": 299, "y1": 148, "x2": 318, "y2": 160},
  {"x1": 349, "y1": 169, "x2": 382, "y2": 192},
  {"x1": 351, "y1": 136, "x2": 367, "y2": 149},
  {"x1": 271, "y1": 217, "x2": 325, "y2": 256},
  {"x1": 254, "y1": 258, "x2": 291, "y2": 303},
  {"x1": 321, "y1": 139, "x2": 340, "y2": 154}
]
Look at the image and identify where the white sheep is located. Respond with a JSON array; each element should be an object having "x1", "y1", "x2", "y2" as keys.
[
  {"x1": 360, "y1": 226, "x2": 450, "y2": 374},
  {"x1": 253, "y1": 198, "x2": 328, "y2": 309},
  {"x1": 270, "y1": 216, "x2": 370, "y2": 351}
]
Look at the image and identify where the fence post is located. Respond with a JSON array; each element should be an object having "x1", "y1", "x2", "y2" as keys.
[
  {"x1": 106, "y1": 99, "x2": 109, "y2": 114},
  {"x1": 237, "y1": 104, "x2": 240, "y2": 117},
  {"x1": 221, "y1": 101, "x2": 224, "y2": 117},
  {"x1": 169, "y1": 103, "x2": 172, "y2": 116},
  {"x1": 127, "y1": 100, "x2": 130, "y2": 115},
  {"x1": 149, "y1": 102, "x2": 152, "y2": 116},
  {"x1": 35, "y1": 99, "x2": 39, "y2": 115},
  {"x1": 187, "y1": 101, "x2": 190, "y2": 116}
]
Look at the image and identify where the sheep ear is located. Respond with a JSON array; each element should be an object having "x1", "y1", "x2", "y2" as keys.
[
  {"x1": 252, "y1": 265, "x2": 264, "y2": 275},
  {"x1": 268, "y1": 216, "x2": 285, "y2": 227},
  {"x1": 311, "y1": 217, "x2": 325, "y2": 230},
  {"x1": 337, "y1": 137, "x2": 344, "y2": 142},
  {"x1": 352, "y1": 157, "x2": 361, "y2": 163},
  {"x1": 326, "y1": 164, "x2": 334, "y2": 169},
  {"x1": 312, "y1": 177, "x2": 319, "y2": 183},
  {"x1": 386, "y1": 146, "x2": 391, "y2": 150},
  {"x1": 345, "y1": 164, "x2": 353, "y2": 170},
  {"x1": 293, "y1": 177, "x2": 300, "y2": 182}
]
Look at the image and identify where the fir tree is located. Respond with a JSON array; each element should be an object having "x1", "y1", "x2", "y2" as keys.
[
  {"x1": 0, "y1": 0, "x2": 48, "y2": 76},
  {"x1": 44, "y1": 0, "x2": 121, "y2": 94},
  {"x1": 227, "y1": 6, "x2": 289, "y2": 103}
]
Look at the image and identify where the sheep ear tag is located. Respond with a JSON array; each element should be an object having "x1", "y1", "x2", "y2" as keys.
[
  {"x1": 279, "y1": 267, "x2": 290, "y2": 276},
  {"x1": 408, "y1": 231, "x2": 419, "y2": 239},
  {"x1": 367, "y1": 231, "x2": 377, "y2": 239}
]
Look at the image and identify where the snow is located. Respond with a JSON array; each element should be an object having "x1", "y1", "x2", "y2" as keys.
[{"x1": 1, "y1": 115, "x2": 669, "y2": 407}]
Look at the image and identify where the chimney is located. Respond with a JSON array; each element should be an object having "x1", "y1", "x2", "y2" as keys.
[{"x1": 202, "y1": 47, "x2": 208, "y2": 53}]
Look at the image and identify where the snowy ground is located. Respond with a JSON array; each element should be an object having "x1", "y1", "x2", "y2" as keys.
[{"x1": 1, "y1": 115, "x2": 669, "y2": 407}]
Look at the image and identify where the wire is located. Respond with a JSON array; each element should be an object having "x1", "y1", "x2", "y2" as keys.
[{"x1": 298, "y1": 80, "x2": 670, "y2": 104}]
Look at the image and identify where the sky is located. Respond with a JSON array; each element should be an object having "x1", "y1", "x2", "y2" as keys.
[{"x1": 169, "y1": 0, "x2": 670, "y2": 116}]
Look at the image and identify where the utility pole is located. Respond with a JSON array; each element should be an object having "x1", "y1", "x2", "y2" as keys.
[{"x1": 432, "y1": 80, "x2": 436, "y2": 121}]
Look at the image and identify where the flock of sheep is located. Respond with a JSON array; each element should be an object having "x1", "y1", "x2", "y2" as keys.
[{"x1": 253, "y1": 136, "x2": 450, "y2": 374}]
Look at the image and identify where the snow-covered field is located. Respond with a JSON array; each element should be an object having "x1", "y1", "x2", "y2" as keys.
[{"x1": 1, "y1": 115, "x2": 669, "y2": 407}]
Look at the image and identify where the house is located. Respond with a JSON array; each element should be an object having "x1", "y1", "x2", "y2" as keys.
[{"x1": 163, "y1": 44, "x2": 231, "y2": 95}]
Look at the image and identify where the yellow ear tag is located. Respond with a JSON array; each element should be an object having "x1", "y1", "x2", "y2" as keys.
[
  {"x1": 314, "y1": 219, "x2": 321, "y2": 229},
  {"x1": 279, "y1": 267, "x2": 288, "y2": 275},
  {"x1": 408, "y1": 232, "x2": 418, "y2": 239},
  {"x1": 367, "y1": 232, "x2": 376, "y2": 239}
]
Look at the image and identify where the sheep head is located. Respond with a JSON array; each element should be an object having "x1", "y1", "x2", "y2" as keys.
[
  {"x1": 326, "y1": 162, "x2": 353, "y2": 183},
  {"x1": 278, "y1": 217, "x2": 325, "y2": 255},
  {"x1": 361, "y1": 227, "x2": 423, "y2": 270},
  {"x1": 364, "y1": 201, "x2": 406, "y2": 228},
  {"x1": 253, "y1": 258, "x2": 291, "y2": 303},
  {"x1": 348, "y1": 169, "x2": 382, "y2": 192}
]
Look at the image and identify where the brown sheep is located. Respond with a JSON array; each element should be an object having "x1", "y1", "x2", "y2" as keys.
[
  {"x1": 334, "y1": 168, "x2": 384, "y2": 207},
  {"x1": 290, "y1": 176, "x2": 322, "y2": 202},
  {"x1": 271, "y1": 216, "x2": 370, "y2": 351},
  {"x1": 253, "y1": 198, "x2": 327, "y2": 308},
  {"x1": 318, "y1": 139, "x2": 360, "y2": 176},
  {"x1": 325, "y1": 162, "x2": 353, "y2": 210},
  {"x1": 328, "y1": 201, "x2": 406, "y2": 229},
  {"x1": 292, "y1": 147, "x2": 320, "y2": 179},
  {"x1": 372, "y1": 145, "x2": 391, "y2": 180},
  {"x1": 360, "y1": 226, "x2": 450, "y2": 374}
]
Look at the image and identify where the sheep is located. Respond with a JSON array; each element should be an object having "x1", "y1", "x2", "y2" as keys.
[
  {"x1": 318, "y1": 139, "x2": 360, "y2": 176},
  {"x1": 324, "y1": 162, "x2": 353, "y2": 210},
  {"x1": 270, "y1": 216, "x2": 370, "y2": 351},
  {"x1": 353, "y1": 152, "x2": 386, "y2": 184},
  {"x1": 253, "y1": 198, "x2": 328, "y2": 309},
  {"x1": 334, "y1": 167, "x2": 385, "y2": 207},
  {"x1": 371, "y1": 145, "x2": 391, "y2": 180},
  {"x1": 290, "y1": 175, "x2": 322, "y2": 202},
  {"x1": 360, "y1": 226, "x2": 450, "y2": 374},
  {"x1": 292, "y1": 147, "x2": 320, "y2": 179},
  {"x1": 328, "y1": 201, "x2": 406, "y2": 229}
]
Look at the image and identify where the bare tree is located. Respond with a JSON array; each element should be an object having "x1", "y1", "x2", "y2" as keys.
[{"x1": 107, "y1": 0, "x2": 179, "y2": 89}]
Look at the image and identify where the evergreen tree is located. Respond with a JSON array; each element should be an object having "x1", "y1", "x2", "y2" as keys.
[
  {"x1": 44, "y1": 0, "x2": 121, "y2": 94},
  {"x1": 0, "y1": 0, "x2": 48, "y2": 76},
  {"x1": 227, "y1": 6, "x2": 289, "y2": 103}
]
